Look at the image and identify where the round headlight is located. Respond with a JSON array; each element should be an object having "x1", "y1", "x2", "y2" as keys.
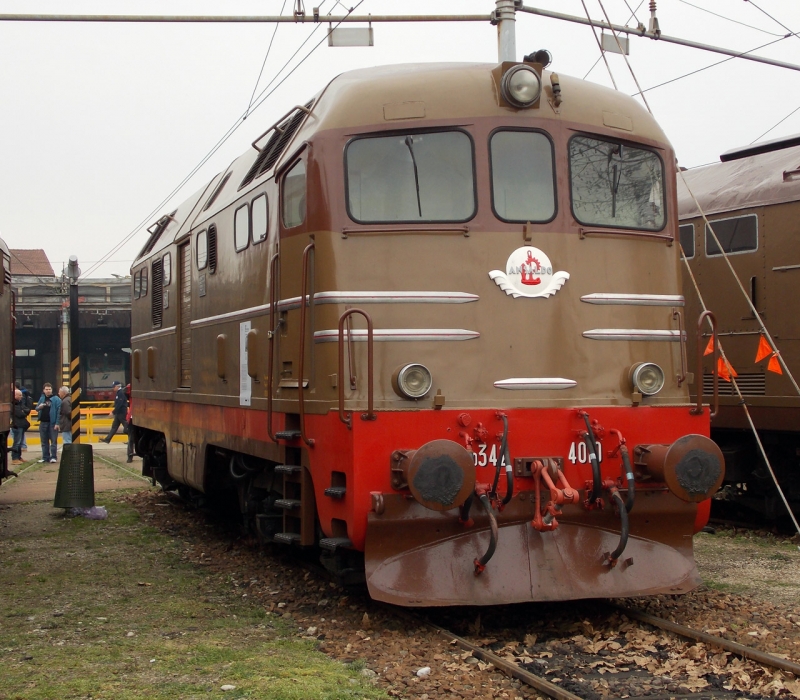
[
  {"x1": 393, "y1": 363, "x2": 433, "y2": 399},
  {"x1": 501, "y1": 65, "x2": 542, "y2": 108},
  {"x1": 630, "y1": 362, "x2": 665, "y2": 396}
]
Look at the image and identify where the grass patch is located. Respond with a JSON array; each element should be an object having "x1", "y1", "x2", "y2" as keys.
[
  {"x1": 703, "y1": 580, "x2": 748, "y2": 595},
  {"x1": 0, "y1": 496, "x2": 386, "y2": 700}
]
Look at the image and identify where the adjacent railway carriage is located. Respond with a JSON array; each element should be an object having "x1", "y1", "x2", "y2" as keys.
[
  {"x1": 131, "y1": 60, "x2": 724, "y2": 606},
  {"x1": 1, "y1": 235, "x2": 13, "y2": 481},
  {"x1": 678, "y1": 137, "x2": 800, "y2": 523}
]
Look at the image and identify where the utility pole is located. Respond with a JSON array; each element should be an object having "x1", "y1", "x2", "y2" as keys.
[{"x1": 67, "y1": 256, "x2": 81, "y2": 443}]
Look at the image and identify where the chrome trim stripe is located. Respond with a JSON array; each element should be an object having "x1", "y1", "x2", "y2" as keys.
[
  {"x1": 315, "y1": 328, "x2": 480, "y2": 343},
  {"x1": 131, "y1": 325, "x2": 177, "y2": 342},
  {"x1": 581, "y1": 293, "x2": 685, "y2": 306},
  {"x1": 583, "y1": 329, "x2": 684, "y2": 341},
  {"x1": 279, "y1": 290, "x2": 479, "y2": 311},
  {"x1": 494, "y1": 378, "x2": 577, "y2": 390},
  {"x1": 191, "y1": 304, "x2": 270, "y2": 329}
]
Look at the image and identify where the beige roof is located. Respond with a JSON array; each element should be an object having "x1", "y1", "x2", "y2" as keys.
[
  {"x1": 9, "y1": 249, "x2": 56, "y2": 277},
  {"x1": 677, "y1": 144, "x2": 800, "y2": 219}
]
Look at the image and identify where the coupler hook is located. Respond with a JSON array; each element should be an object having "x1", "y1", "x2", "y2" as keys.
[{"x1": 531, "y1": 460, "x2": 579, "y2": 532}]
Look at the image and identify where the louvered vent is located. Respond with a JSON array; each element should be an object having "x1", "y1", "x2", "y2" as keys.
[
  {"x1": 239, "y1": 101, "x2": 314, "y2": 189},
  {"x1": 703, "y1": 372, "x2": 766, "y2": 396},
  {"x1": 151, "y1": 258, "x2": 164, "y2": 328},
  {"x1": 204, "y1": 172, "x2": 232, "y2": 211},
  {"x1": 208, "y1": 224, "x2": 218, "y2": 274}
]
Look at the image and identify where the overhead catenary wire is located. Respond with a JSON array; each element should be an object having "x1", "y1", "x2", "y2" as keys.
[
  {"x1": 749, "y1": 103, "x2": 800, "y2": 144},
  {"x1": 583, "y1": 0, "x2": 645, "y2": 80},
  {"x1": 579, "y1": 0, "x2": 617, "y2": 89},
  {"x1": 678, "y1": 0, "x2": 786, "y2": 37},
  {"x1": 245, "y1": 0, "x2": 290, "y2": 119},
  {"x1": 744, "y1": 0, "x2": 800, "y2": 42},
  {"x1": 80, "y1": 0, "x2": 366, "y2": 280}
]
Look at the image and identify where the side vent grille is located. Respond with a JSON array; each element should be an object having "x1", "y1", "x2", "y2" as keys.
[
  {"x1": 204, "y1": 172, "x2": 232, "y2": 211},
  {"x1": 704, "y1": 372, "x2": 766, "y2": 396},
  {"x1": 151, "y1": 258, "x2": 164, "y2": 328},
  {"x1": 239, "y1": 100, "x2": 314, "y2": 189},
  {"x1": 208, "y1": 224, "x2": 218, "y2": 274}
]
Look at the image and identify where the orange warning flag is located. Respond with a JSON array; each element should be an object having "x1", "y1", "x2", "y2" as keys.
[
  {"x1": 717, "y1": 356, "x2": 738, "y2": 382},
  {"x1": 768, "y1": 354, "x2": 783, "y2": 375},
  {"x1": 703, "y1": 336, "x2": 715, "y2": 356},
  {"x1": 755, "y1": 335, "x2": 773, "y2": 363}
]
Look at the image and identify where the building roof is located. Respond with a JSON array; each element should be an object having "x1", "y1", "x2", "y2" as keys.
[{"x1": 9, "y1": 249, "x2": 56, "y2": 277}]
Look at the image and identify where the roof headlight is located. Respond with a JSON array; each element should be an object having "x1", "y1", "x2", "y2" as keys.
[
  {"x1": 393, "y1": 363, "x2": 433, "y2": 399},
  {"x1": 630, "y1": 362, "x2": 665, "y2": 396},
  {"x1": 501, "y1": 65, "x2": 542, "y2": 108}
]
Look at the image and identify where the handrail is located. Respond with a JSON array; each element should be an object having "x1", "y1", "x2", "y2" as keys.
[
  {"x1": 297, "y1": 242, "x2": 315, "y2": 447},
  {"x1": 250, "y1": 104, "x2": 313, "y2": 152},
  {"x1": 691, "y1": 310, "x2": 718, "y2": 417},
  {"x1": 672, "y1": 308, "x2": 688, "y2": 387},
  {"x1": 266, "y1": 252, "x2": 280, "y2": 443},
  {"x1": 337, "y1": 308, "x2": 376, "y2": 428}
]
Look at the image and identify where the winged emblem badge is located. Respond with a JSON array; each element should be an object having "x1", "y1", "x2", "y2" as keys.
[{"x1": 489, "y1": 246, "x2": 570, "y2": 299}]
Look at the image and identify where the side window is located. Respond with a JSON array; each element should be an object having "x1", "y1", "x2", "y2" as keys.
[
  {"x1": 705, "y1": 214, "x2": 757, "y2": 256},
  {"x1": 197, "y1": 229, "x2": 208, "y2": 270},
  {"x1": 252, "y1": 194, "x2": 268, "y2": 244},
  {"x1": 282, "y1": 159, "x2": 306, "y2": 228},
  {"x1": 162, "y1": 252, "x2": 171, "y2": 285},
  {"x1": 141, "y1": 266, "x2": 149, "y2": 297},
  {"x1": 679, "y1": 224, "x2": 694, "y2": 259},
  {"x1": 490, "y1": 130, "x2": 556, "y2": 223},
  {"x1": 235, "y1": 204, "x2": 250, "y2": 252},
  {"x1": 134, "y1": 270, "x2": 141, "y2": 299}
]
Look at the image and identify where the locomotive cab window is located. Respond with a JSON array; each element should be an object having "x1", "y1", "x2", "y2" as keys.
[
  {"x1": 197, "y1": 229, "x2": 208, "y2": 270},
  {"x1": 679, "y1": 224, "x2": 695, "y2": 259},
  {"x1": 569, "y1": 135, "x2": 665, "y2": 231},
  {"x1": 162, "y1": 252, "x2": 171, "y2": 285},
  {"x1": 705, "y1": 214, "x2": 757, "y2": 256},
  {"x1": 490, "y1": 130, "x2": 556, "y2": 222},
  {"x1": 134, "y1": 270, "x2": 141, "y2": 299},
  {"x1": 346, "y1": 130, "x2": 475, "y2": 223},
  {"x1": 140, "y1": 266, "x2": 148, "y2": 297},
  {"x1": 282, "y1": 160, "x2": 306, "y2": 229},
  {"x1": 234, "y1": 204, "x2": 250, "y2": 252},
  {"x1": 252, "y1": 193, "x2": 268, "y2": 244}
]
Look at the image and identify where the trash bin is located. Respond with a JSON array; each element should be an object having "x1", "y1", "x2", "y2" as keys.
[{"x1": 53, "y1": 444, "x2": 95, "y2": 509}]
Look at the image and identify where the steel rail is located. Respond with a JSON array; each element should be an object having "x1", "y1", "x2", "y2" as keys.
[
  {"x1": 429, "y1": 621, "x2": 584, "y2": 700},
  {"x1": 618, "y1": 606, "x2": 800, "y2": 677},
  {"x1": 0, "y1": 14, "x2": 490, "y2": 23},
  {"x1": 519, "y1": 5, "x2": 800, "y2": 73}
]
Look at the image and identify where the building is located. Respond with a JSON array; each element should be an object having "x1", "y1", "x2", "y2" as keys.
[{"x1": 10, "y1": 249, "x2": 131, "y2": 399}]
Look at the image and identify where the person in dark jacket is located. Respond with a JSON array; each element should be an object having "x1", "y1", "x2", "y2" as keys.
[
  {"x1": 15, "y1": 382, "x2": 31, "y2": 452},
  {"x1": 9, "y1": 388, "x2": 31, "y2": 470},
  {"x1": 35, "y1": 383, "x2": 61, "y2": 463},
  {"x1": 102, "y1": 380, "x2": 128, "y2": 443},
  {"x1": 56, "y1": 386, "x2": 72, "y2": 445}
]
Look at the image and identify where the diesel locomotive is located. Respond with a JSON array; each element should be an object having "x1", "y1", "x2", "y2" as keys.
[
  {"x1": 1, "y1": 235, "x2": 13, "y2": 482},
  {"x1": 130, "y1": 59, "x2": 724, "y2": 606},
  {"x1": 678, "y1": 136, "x2": 800, "y2": 524}
]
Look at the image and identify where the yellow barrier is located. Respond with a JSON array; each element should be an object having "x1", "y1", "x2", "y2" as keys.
[{"x1": 8, "y1": 402, "x2": 128, "y2": 446}]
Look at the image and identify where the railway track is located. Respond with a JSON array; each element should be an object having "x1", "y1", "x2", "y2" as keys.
[{"x1": 133, "y1": 489, "x2": 800, "y2": 699}]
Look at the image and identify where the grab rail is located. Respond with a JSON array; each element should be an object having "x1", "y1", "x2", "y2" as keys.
[
  {"x1": 337, "y1": 308, "x2": 376, "y2": 428},
  {"x1": 691, "y1": 310, "x2": 718, "y2": 417},
  {"x1": 672, "y1": 308, "x2": 688, "y2": 387},
  {"x1": 298, "y1": 242, "x2": 315, "y2": 447},
  {"x1": 266, "y1": 252, "x2": 280, "y2": 443}
]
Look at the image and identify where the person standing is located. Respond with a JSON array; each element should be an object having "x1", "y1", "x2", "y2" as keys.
[
  {"x1": 9, "y1": 388, "x2": 31, "y2": 469},
  {"x1": 102, "y1": 380, "x2": 128, "y2": 443},
  {"x1": 15, "y1": 383, "x2": 31, "y2": 452},
  {"x1": 56, "y1": 386, "x2": 73, "y2": 445},
  {"x1": 125, "y1": 383, "x2": 134, "y2": 463},
  {"x1": 35, "y1": 383, "x2": 61, "y2": 463}
]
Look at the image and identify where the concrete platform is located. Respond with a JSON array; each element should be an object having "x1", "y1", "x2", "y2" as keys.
[{"x1": 1, "y1": 442, "x2": 151, "y2": 505}]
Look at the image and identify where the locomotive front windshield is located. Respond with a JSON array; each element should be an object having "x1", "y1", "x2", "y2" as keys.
[
  {"x1": 346, "y1": 130, "x2": 475, "y2": 223},
  {"x1": 569, "y1": 135, "x2": 665, "y2": 231}
]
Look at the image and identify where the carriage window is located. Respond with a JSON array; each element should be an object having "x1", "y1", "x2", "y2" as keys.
[
  {"x1": 162, "y1": 252, "x2": 171, "y2": 285},
  {"x1": 490, "y1": 130, "x2": 555, "y2": 222},
  {"x1": 346, "y1": 130, "x2": 475, "y2": 223},
  {"x1": 569, "y1": 135, "x2": 665, "y2": 231},
  {"x1": 282, "y1": 160, "x2": 306, "y2": 228},
  {"x1": 705, "y1": 214, "x2": 757, "y2": 256},
  {"x1": 252, "y1": 194, "x2": 268, "y2": 244},
  {"x1": 197, "y1": 229, "x2": 208, "y2": 270},
  {"x1": 679, "y1": 224, "x2": 694, "y2": 259},
  {"x1": 234, "y1": 204, "x2": 250, "y2": 251},
  {"x1": 141, "y1": 266, "x2": 148, "y2": 297},
  {"x1": 133, "y1": 270, "x2": 141, "y2": 299}
]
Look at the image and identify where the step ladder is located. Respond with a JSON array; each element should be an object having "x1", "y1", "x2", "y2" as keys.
[{"x1": 272, "y1": 461, "x2": 315, "y2": 546}]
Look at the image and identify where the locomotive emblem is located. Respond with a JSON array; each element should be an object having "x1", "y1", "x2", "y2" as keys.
[{"x1": 489, "y1": 246, "x2": 570, "y2": 298}]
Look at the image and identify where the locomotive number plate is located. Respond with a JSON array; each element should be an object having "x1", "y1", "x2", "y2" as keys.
[
  {"x1": 472, "y1": 444, "x2": 507, "y2": 468},
  {"x1": 567, "y1": 439, "x2": 603, "y2": 465}
]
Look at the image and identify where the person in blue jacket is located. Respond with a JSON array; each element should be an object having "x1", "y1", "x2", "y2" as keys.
[{"x1": 35, "y1": 383, "x2": 61, "y2": 463}]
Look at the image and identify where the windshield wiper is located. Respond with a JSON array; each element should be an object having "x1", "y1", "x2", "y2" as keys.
[{"x1": 404, "y1": 135, "x2": 423, "y2": 218}]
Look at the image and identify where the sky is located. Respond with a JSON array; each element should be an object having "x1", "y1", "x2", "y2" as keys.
[{"x1": 1, "y1": 0, "x2": 798, "y2": 279}]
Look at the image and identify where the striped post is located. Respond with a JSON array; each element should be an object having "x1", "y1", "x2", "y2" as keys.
[{"x1": 68, "y1": 256, "x2": 81, "y2": 444}]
